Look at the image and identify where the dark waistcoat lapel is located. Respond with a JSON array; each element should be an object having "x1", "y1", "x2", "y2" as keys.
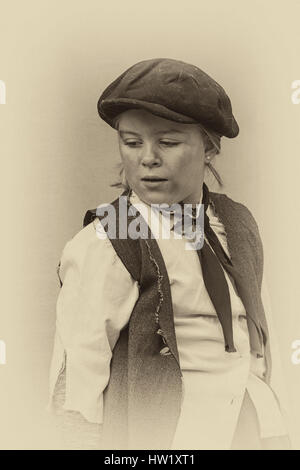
[{"x1": 208, "y1": 192, "x2": 271, "y2": 383}]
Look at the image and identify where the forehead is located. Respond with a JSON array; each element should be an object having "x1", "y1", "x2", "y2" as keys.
[{"x1": 117, "y1": 109, "x2": 198, "y2": 135}]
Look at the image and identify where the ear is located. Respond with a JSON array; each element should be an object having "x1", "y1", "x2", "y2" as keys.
[
  {"x1": 202, "y1": 132, "x2": 216, "y2": 157},
  {"x1": 205, "y1": 148, "x2": 217, "y2": 164}
]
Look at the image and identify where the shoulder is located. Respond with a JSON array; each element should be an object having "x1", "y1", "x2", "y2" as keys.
[
  {"x1": 209, "y1": 191, "x2": 261, "y2": 238},
  {"x1": 58, "y1": 217, "x2": 112, "y2": 284},
  {"x1": 210, "y1": 191, "x2": 264, "y2": 284}
]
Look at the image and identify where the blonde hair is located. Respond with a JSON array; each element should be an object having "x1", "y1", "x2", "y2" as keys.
[
  {"x1": 197, "y1": 124, "x2": 223, "y2": 187},
  {"x1": 110, "y1": 115, "x2": 223, "y2": 190}
]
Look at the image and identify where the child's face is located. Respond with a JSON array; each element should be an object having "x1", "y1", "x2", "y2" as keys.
[{"x1": 117, "y1": 109, "x2": 206, "y2": 206}]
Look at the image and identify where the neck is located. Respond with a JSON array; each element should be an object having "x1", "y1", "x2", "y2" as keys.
[
  {"x1": 180, "y1": 183, "x2": 204, "y2": 206},
  {"x1": 129, "y1": 183, "x2": 205, "y2": 208}
]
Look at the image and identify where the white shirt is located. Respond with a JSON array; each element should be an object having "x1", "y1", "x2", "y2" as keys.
[{"x1": 48, "y1": 190, "x2": 289, "y2": 449}]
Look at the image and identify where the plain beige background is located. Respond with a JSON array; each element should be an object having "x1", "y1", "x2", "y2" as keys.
[{"x1": 0, "y1": 0, "x2": 300, "y2": 449}]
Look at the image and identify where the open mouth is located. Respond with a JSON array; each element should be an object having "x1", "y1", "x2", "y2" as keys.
[{"x1": 141, "y1": 177, "x2": 168, "y2": 182}]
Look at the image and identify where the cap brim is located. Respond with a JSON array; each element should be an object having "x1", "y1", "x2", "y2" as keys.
[{"x1": 98, "y1": 98, "x2": 198, "y2": 128}]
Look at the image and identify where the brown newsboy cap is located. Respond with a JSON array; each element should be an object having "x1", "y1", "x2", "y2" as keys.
[{"x1": 97, "y1": 58, "x2": 239, "y2": 138}]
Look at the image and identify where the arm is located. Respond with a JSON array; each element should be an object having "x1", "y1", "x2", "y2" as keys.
[
  {"x1": 242, "y1": 204, "x2": 292, "y2": 435},
  {"x1": 260, "y1": 274, "x2": 292, "y2": 427},
  {"x1": 48, "y1": 219, "x2": 139, "y2": 449},
  {"x1": 51, "y1": 367, "x2": 104, "y2": 450}
]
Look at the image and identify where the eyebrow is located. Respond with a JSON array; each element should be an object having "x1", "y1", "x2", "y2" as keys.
[
  {"x1": 119, "y1": 129, "x2": 185, "y2": 137},
  {"x1": 119, "y1": 130, "x2": 141, "y2": 137}
]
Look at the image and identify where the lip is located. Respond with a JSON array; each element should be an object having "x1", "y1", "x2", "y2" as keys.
[
  {"x1": 141, "y1": 177, "x2": 168, "y2": 182},
  {"x1": 141, "y1": 178, "x2": 168, "y2": 188}
]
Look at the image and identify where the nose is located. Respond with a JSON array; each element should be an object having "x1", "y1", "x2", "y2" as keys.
[{"x1": 141, "y1": 143, "x2": 161, "y2": 168}]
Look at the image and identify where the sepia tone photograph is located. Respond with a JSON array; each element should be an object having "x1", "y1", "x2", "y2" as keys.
[{"x1": 0, "y1": 0, "x2": 300, "y2": 452}]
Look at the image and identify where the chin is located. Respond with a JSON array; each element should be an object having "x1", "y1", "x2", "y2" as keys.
[
  {"x1": 145, "y1": 195, "x2": 181, "y2": 207},
  {"x1": 133, "y1": 188, "x2": 172, "y2": 206},
  {"x1": 141, "y1": 195, "x2": 166, "y2": 206}
]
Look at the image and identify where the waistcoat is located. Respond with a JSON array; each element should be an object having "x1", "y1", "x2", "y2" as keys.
[{"x1": 83, "y1": 190, "x2": 271, "y2": 450}]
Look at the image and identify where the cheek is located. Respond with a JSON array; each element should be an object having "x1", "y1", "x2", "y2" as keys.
[
  {"x1": 119, "y1": 148, "x2": 138, "y2": 170},
  {"x1": 171, "y1": 149, "x2": 204, "y2": 179}
]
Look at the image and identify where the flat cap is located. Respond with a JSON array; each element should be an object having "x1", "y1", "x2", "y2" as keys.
[{"x1": 97, "y1": 58, "x2": 239, "y2": 138}]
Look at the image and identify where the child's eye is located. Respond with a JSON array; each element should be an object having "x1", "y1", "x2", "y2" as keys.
[
  {"x1": 124, "y1": 140, "x2": 142, "y2": 147},
  {"x1": 160, "y1": 141, "x2": 180, "y2": 147}
]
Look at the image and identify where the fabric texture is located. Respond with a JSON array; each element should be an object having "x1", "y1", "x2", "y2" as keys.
[
  {"x1": 48, "y1": 187, "x2": 290, "y2": 449},
  {"x1": 128, "y1": 188, "x2": 288, "y2": 449},
  {"x1": 201, "y1": 183, "x2": 265, "y2": 357},
  {"x1": 97, "y1": 58, "x2": 239, "y2": 138},
  {"x1": 198, "y1": 182, "x2": 239, "y2": 353},
  {"x1": 230, "y1": 391, "x2": 291, "y2": 450}
]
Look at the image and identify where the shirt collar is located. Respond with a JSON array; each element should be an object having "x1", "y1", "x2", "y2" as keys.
[
  {"x1": 129, "y1": 186, "x2": 205, "y2": 239},
  {"x1": 129, "y1": 187, "x2": 204, "y2": 215}
]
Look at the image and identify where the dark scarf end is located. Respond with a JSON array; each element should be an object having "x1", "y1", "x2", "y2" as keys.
[{"x1": 225, "y1": 344, "x2": 237, "y2": 353}]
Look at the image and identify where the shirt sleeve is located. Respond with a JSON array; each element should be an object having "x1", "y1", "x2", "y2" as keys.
[
  {"x1": 47, "y1": 218, "x2": 140, "y2": 424},
  {"x1": 260, "y1": 273, "x2": 291, "y2": 425}
]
